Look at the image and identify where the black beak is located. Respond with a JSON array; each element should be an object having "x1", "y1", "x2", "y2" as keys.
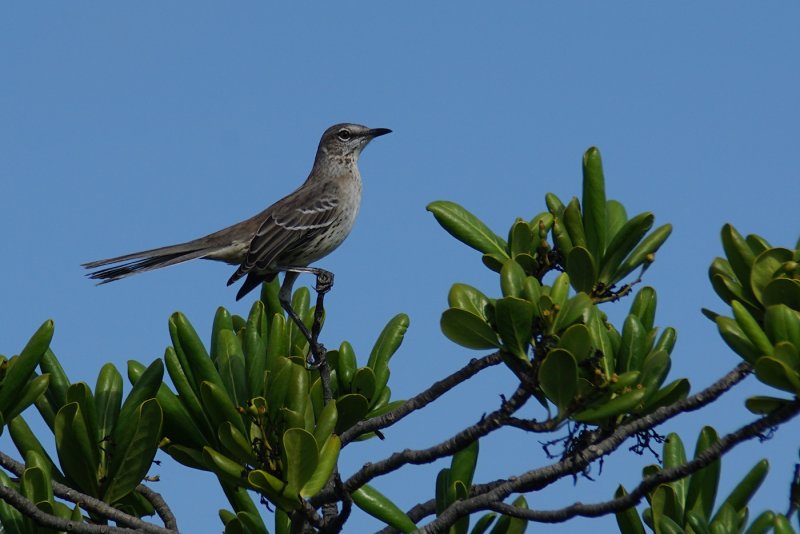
[{"x1": 368, "y1": 128, "x2": 392, "y2": 138}]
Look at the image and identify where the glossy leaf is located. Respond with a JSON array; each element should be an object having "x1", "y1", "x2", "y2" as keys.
[
  {"x1": 495, "y1": 297, "x2": 535, "y2": 359},
  {"x1": 613, "y1": 224, "x2": 673, "y2": 285},
  {"x1": 449, "y1": 284, "x2": 492, "y2": 320},
  {"x1": 754, "y1": 357, "x2": 800, "y2": 393},
  {"x1": 301, "y1": 434, "x2": 340, "y2": 497},
  {"x1": 104, "y1": 398, "x2": 163, "y2": 505},
  {"x1": 441, "y1": 308, "x2": 500, "y2": 349},
  {"x1": 500, "y1": 259, "x2": 527, "y2": 298},
  {"x1": 0, "y1": 320, "x2": 53, "y2": 414},
  {"x1": 95, "y1": 363, "x2": 122, "y2": 446},
  {"x1": 614, "y1": 485, "x2": 646, "y2": 534},
  {"x1": 566, "y1": 246, "x2": 596, "y2": 294},
  {"x1": 598, "y1": 212, "x2": 654, "y2": 285},
  {"x1": 427, "y1": 200, "x2": 509, "y2": 257},
  {"x1": 539, "y1": 349, "x2": 577, "y2": 414},
  {"x1": 750, "y1": 248, "x2": 794, "y2": 304},
  {"x1": 352, "y1": 484, "x2": 417, "y2": 533},
  {"x1": 367, "y1": 313, "x2": 409, "y2": 401},
  {"x1": 582, "y1": 147, "x2": 607, "y2": 261},
  {"x1": 762, "y1": 278, "x2": 800, "y2": 310},
  {"x1": 557, "y1": 324, "x2": 594, "y2": 362}
]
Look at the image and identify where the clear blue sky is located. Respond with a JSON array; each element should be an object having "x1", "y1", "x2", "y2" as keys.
[{"x1": 2, "y1": 3, "x2": 799, "y2": 532}]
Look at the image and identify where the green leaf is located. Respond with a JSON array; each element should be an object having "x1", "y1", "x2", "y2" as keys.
[
  {"x1": 427, "y1": 201, "x2": 509, "y2": 257},
  {"x1": 552, "y1": 292, "x2": 592, "y2": 334},
  {"x1": 606, "y1": 200, "x2": 629, "y2": 244},
  {"x1": 103, "y1": 398, "x2": 163, "y2": 504},
  {"x1": 55, "y1": 402, "x2": 99, "y2": 495},
  {"x1": 762, "y1": 278, "x2": 800, "y2": 311},
  {"x1": 3, "y1": 373, "x2": 50, "y2": 422},
  {"x1": 39, "y1": 348, "x2": 70, "y2": 411},
  {"x1": 489, "y1": 495, "x2": 528, "y2": 534},
  {"x1": 539, "y1": 348, "x2": 577, "y2": 414},
  {"x1": 509, "y1": 219, "x2": 534, "y2": 257},
  {"x1": 334, "y1": 394, "x2": 370, "y2": 434},
  {"x1": 582, "y1": 147, "x2": 607, "y2": 261},
  {"x1": 0, "y1": 320, "x2": 53, "y2": 413},
  {"x1": 557, "y1": 324, "x2": 594, "y2": 362},
  {"x1": 244, "y1": 301, "x2": 268, "y2": 399},
  {"x1": 283, "y1": 428, "x2": 318, "y2": 494},
  {"x1": 218, "y1": 421, "x2": 258, "y2": 466},
  {"x1": 336, "y1": 341, "x2": 357, "y2": 392},
  {"x1": 640, "y1": 378, "x2": 690, "y2": 413},
  {"x1": 367, "y1": 313, "x2": 409, "y2": 402},
  {"x1": 685, "y1": 426, "x2": 722, "y2": 522},
  {"x1": 170, "y1": 312, "x2": 227, "y2": 394},
  {"x1": 613, "y1": 224, "x2": 673, "y2": 285},
  {"x1": 574, "y1": 387, "x2": 647, "y2": 423},
  {"x1": 201, "y1": 381, "x2": 248, "y2": 437},
  {"x1": 754, "y1": 357, "x2": 800, "y2": 393},
  {"x1": 351, "y1": 367, "x2": 376, "y2": 404},
  {"x1": 750, "y1": 248, "x2": 794, "y2": 304},
  {"x1": 566, "y1": 246, "x2": 596, "y2": 294},
  {"x1": 715, "y1": 316, "x2": 760, "y2": 364},
  {"x1": 744, "y1": 395, "x2": 792, "y2": 415},
  {"x1": 563, "y1": 197, "x2": 587, "y2": 248},
  {"x1": 495, "y1": 297, "x2": 535, "y2": 359},
  {"x1": 301, "y1": 434, "x2": 340, "y2": 497},
  {"x1": 618, "y1": 314, "x2": 647, "y2": 373},
  {"x1": 614, "y1": 485, "x2": 646, "y2": 534},
  {"x1": 598, "y1": 212, "x2": 654, "y2": 285},
  {"x1": 441, "y1": 309, "x2": 500, "y2": 350},
  {"x1": 95, "y1": 363, "x2": 123, "y2": 446},
  {"x1": 500, "y1": 259, "x2": 527, "y2": 298},
  {"x1": 721, "y1": 224, "x2": 755, "y2": 297},
  {"x1": 217, "y1": 329, "x2": 248, "y2": 409},
  {"x1": 449, "y1": 284, "x2": 493, "y2": 320},
  {"x1": 451, "y1": 439, "x2": 479, "y2": 489},
  {"x1": 630, "y1": 286, "x2": 657, "y2": 331},
  {"x1": 247, "y1": 469, "x2": 298, "y2": 512},
  {"x1": 714, "y1": 459, "x2": 768, "y2": 519},
  {"x1": 352, "y1": 484, "x2": 417, "y2": 533}
]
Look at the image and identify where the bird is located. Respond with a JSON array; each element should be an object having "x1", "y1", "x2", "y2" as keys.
[{"x1": 83, "y1": 123, "x2": 391, "y2": 306}]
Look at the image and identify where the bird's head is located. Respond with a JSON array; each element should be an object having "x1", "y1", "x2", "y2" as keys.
[{"x1": 317, "y1": 123, "x2": 392, "y2": 161}]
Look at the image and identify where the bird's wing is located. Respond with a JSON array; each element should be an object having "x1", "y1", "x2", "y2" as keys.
[{"x1": 227, "y1": 190, "x2": 340, "y2": 284}]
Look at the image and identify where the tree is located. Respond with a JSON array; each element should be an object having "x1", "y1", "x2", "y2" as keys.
[{"x1": 0, "y1": 147, "x2": 798, "y2": 533}]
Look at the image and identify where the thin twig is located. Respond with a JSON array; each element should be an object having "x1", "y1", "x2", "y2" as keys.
[{"x1": 340, "y1": 352, "x2": 503, "y2": 446}]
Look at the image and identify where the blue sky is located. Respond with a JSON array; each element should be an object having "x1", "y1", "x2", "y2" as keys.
[{"x1": 2, "y1": 3, "x2": 799, "y2": 532}]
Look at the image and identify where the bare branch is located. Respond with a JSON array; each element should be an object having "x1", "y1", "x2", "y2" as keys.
[
  {"x1": 418, "y1": 363, "x2": 755, "y2": 532},
  {"x1": 312, "y1": 385, "x2": 530, "y2": 506},
  {"x1": 137, "y1": 484, "x2": 178, "y2": 530},
  {"x1": 341, "y1": 352, "x2": 502, "y2": 446},
  {"x1": 486, "y1": 398, "x2": 800, "y2": 523},
  {"x1": 0, "y1": 450, "x2": 176, "y2": 534}
]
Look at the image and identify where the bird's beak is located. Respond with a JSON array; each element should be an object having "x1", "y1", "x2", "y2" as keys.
[{"x1": 368, "y1": 128, "x2": 392, "y2": 138}]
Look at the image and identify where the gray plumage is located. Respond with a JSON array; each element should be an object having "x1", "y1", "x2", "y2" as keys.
[{"x1": 83, "y1": 123, "x2": 391, "y2": 300}]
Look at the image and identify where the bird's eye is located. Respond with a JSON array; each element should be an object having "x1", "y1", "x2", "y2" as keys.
[{"x1": 337, "y1": 129, "x2": 351, "y2": 141}]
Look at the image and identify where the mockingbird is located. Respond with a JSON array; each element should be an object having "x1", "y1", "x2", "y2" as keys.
[{"x1": 84, "y1": 123, "x2": 391, "y2": 316}]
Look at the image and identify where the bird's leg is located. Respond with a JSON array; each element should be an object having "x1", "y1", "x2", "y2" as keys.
[{"x1": 279, "y1": 267, "x2": 334, "y2": 374}]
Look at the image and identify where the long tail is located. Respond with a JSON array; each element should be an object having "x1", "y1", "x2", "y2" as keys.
[{"x1": 83, "y1": 241, "x2": 220, "y2": 284}]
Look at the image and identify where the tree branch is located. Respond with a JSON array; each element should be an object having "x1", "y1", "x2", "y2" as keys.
[
  {"x1": 137, "y1": 484, "x2": 178, "y2": 531},
  {"x1": 312, "y1": 385, "x2": 530, "y2": 506},
  {"x1": 0, "y1": 450, "x2": 176, "y2": 534},
  {"x1": 486, "y1": 398, "x2": 800, "y2": 523},
  {"x1": 418, "y1": 363, "x2": 754, "y2": 532},
  {"x1": 0, "y1": 484, "x2": 149, "y2": 534},
  {"x1": 340, "y1": 352, "x2": 502, "y2": 446}
]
